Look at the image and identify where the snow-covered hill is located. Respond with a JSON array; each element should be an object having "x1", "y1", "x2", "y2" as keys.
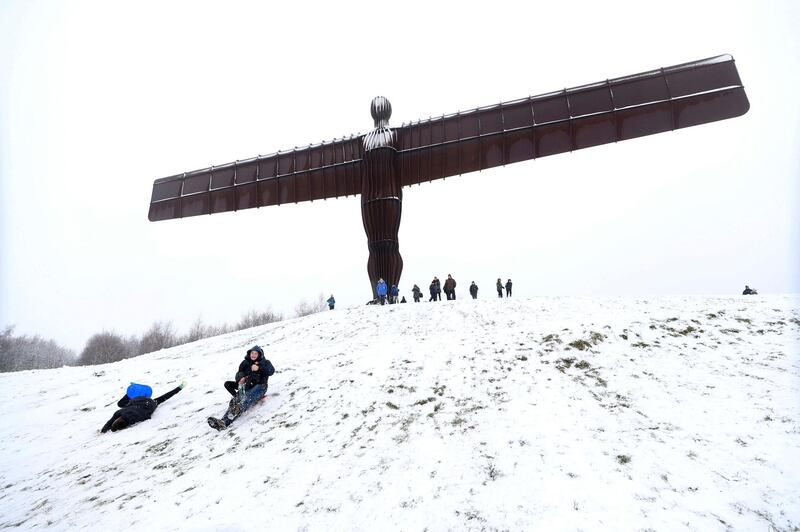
[{"x1": 1, "y1": 296, "x2": 798, "y2": 531}]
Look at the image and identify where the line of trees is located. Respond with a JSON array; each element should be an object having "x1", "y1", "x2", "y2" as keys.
[{"x1": 2, "y1": 294, "x2": 330, "y2": 373}]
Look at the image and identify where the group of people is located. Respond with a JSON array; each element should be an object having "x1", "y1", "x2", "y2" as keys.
[
  {"x1": 100, "y1": 345, "x2": 275, "y2": 433},
  {"x1": 371, "y1": 275, "x2": 514, "y2": 304},
  {"x1": 373, "y1": 278, "x2": 406, "y2": 305}
]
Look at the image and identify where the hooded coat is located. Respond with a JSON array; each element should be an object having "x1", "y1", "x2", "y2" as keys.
[{"x1": 236, "y1": 345, "x2": 275, "y2": 390}]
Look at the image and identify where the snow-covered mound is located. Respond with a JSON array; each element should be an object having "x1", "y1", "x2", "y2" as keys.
[{"x1": 1, "y1": 296, "x2": 798, "y2": 531}]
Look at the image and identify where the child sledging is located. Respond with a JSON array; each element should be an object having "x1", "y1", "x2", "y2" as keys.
[
  {"x1": 208, "y1": 345, "x2": 275, "y2": 431},
  {"x1": 101, "y1": 382, "x2": 185, "y2": 433}
]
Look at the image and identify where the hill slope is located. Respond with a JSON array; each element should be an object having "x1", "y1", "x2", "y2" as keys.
[{"x1": 1, "y1": 296, "x2": 798, "y2": 530}]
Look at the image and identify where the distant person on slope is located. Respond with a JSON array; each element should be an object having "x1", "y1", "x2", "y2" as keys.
[
  {"x1": 327, "y1": 295, "x2": 336, "y2": 310},
  {"x1": 390, "y1": 284, "x2": 399, "y2": 304},
  {"x1": 429, "y1": 278, "x2": 437, "y2": 302},
  {"x1": 742, "y1": 285, "x2": 758, "y2": 295},
  {"x1": 209, "y1": 345, "x2": 275, "y2": 431},
  {"x1": 496, "y1": 278, "x2": 504, "y2": 298},
  {"x1": 444, "y1": 274, "x2": 457, "y2": 300},
  {"x1": 101, "y1": 381, "x2": 185, "y2": 433},
  {"x1": 376, "y1": 278, "x2": 388, "y2": 305},
  {"x1": 412, "y1": 284, "x2": 422, "y2": 303},
  {"x1": 434, "y1": 277, "x2": 442, "y2": 301},
  {"x1": 469, "y1": 281, "x2": 478, "y2": 299},
  {"x1": 505, "y1": 279, "x2": 513, "y2": 297}
]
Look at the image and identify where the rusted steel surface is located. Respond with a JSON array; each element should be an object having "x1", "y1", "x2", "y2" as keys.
[
  {"x1": 148, "y1": 136, "x2": 363, "y2": 222},
  {"x1": 360, "y1": 97, "x2": 404, "y2": 296},
  {"x1": 396, "y1": 55, "x2": 749, "y2": 186},
  {"x1": 147, "y1": 55, "x2": 749, "y2": 294}
]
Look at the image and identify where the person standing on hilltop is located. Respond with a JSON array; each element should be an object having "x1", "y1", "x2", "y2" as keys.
[
  {"x1": 443, "y1": 274, "x2": 457, "y2": 300},
  {"x1": 412, "y1": 284, "x2": 422, "y2": 303},
  {"x1": 496, "y1": 278, "x2": 504, "y2": 298},
  {"x1": 469, "y1": 281, "x2": 478, "y2": 299},
  {"x1": 327, "y1": 295, "x2": 336, "y2": 310},
  {"x1": 101, "y1": 381, "x2": 185, "y2": 433},
  {"x1": 376, "y1": 278, "x2": 388, "y2": 305},
  {"x1": 390, "y1": 284, "x2": 399, "y2": 304},
  {"x1": 505, "y1": 279, "x2": 513, "y2": 297}
]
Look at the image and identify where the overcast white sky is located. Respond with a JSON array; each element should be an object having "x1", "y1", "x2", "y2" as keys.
[{"x1": 1, "y1": 0, "x2": 798, "y2": 352}]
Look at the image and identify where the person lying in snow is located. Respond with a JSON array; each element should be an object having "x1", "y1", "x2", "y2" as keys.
[
  {"x1": 101, "y1": 381, "x2": 185, "y2": 433},
  {"x1": 208, "y1": 345, "x2": 275, "y2": 431}
]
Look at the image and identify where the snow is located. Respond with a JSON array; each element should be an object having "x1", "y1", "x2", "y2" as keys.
[{"x1": 0, "y1": 295, "x2": 798, "y2": 531}]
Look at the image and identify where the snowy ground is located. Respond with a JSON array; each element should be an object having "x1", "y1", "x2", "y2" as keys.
[{"x1": 0, "y1": 295, "x2": 798, "y2": 531}]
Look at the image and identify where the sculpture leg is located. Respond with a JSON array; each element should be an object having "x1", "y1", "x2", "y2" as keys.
[
  {"x1": 361, "y1": 145, "x2": 403, "y2": 298},
  {"x1": 362, "y1": 198, "x2": 403, "y2": 298}
]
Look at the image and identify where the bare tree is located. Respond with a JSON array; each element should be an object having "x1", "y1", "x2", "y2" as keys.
[
  {"x1": 138, "y1": 321, "x2": 177, "y2": 355},
  {"x1": 78, "y1": 331, "x2": 132, "y2": 366},
  {"x1": 236, "y1": 307, "x2": 284, "y2": 330},
  {"x1": 294, "y1": 293, "x2": 327, "y2": 318},
  {"x1": 0, "y1": 325, "x2": 77, "y2": 372}
]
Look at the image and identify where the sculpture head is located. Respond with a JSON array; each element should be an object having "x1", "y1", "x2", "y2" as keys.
[{"x1": 371, "y1": 96, "x2": 392, "y2": 128}]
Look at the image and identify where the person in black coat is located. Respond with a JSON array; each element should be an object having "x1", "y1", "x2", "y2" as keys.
[
  {"x1": 209, "y1": 345, "x2": 275, "y2": 430},
  {"x1": 223, "y1": 345, "x2": 275, "y2": 397},
  {"x1": 469, "y1": 281, "x2": 478, "y2": 299},
  {"x1": 101, "y1": 382, "x2": 185, "y2": 433},
  {"x1": 742, "y1": 285, "x2": 757, "y2": 295},
  {"x1": 505, "y1": 279, "x2": 513, "y2": 297}
]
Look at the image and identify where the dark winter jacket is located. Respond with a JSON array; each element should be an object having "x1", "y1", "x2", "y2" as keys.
[
  {"x1": 444, "y1": 277, "x2": 456, "y2": 292},
  {"x1": 391, "y1": 285, "x2": 399, "y2": 297},
  {"x1": 434, "y1": 280, "x2": 441, "y2": 294},
  {"x1": 412, "y1": 285, "x2": 421, "y2": 297},
  {"x1": 235, "y1": 346, "x2": 275, "y2": 391},
  {"x1": 101, "y1": 386, "x2": 182, "y2": 432},
  {"x1": 505, "y1": 280, "x2": 513, "y2": 291},
  {"x1": 469, "y1": 283, "x2": 478, "y2": 296}
]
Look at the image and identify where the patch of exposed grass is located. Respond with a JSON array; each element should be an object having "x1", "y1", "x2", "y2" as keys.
[
  {"x1": 631, "y1": 342, "x2": 650, "y2": 348},
  {"x1": 555, "y1": 357, "x2": 576, "y2": 372},
  {"x1": 542, "y1": 334, "x2": 562, "y2": 343},
  {"x1": 575, "y1": 360, "x2": 590, "y2": 370},
  {"x1": 385, "y1": 402, "x2": 399, "y2": 410},
  {"x1": 568, "y1": 340, "x2": 592, "y2": 351},
  {"x1": 145, "y1": 439, "x2": 173, "y2": 454},
  {"x1": 616, "y1": 454, "x2": 631, "y2": 465}
]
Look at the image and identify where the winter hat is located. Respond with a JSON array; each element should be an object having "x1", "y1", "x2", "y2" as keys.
[
  {"x1": 126, "y1": 383, "x2": 152, "y2": 399},
  {"x1": 247, "y1": 345, "x2": 264, "y2": 357}
]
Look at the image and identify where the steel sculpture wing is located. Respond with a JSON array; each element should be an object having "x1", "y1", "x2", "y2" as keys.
[
  {"x1": 148, "y1": 54, "x2": 748, "y2": 222},
  {"x1": 148, "y1": 136, "x2": 363, "y2": 222},
  {"x1": 395, "y1": 55, "x2": 748, "y2": 186}
]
